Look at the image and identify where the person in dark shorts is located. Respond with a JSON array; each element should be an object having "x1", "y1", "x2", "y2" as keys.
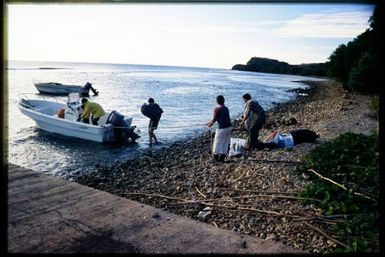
[
  {"x1": 239, "y1": 93, "x2": 266, "y2": 150},
  {"x1": 141, "y1": 98, "x2": 163, "y2": 147},
  {"x1": 261, "y1": 129, "x2": 320, "y2": 149}
]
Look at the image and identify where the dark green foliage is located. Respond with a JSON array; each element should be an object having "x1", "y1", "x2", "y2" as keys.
[
  {"x1": 326, "y1": 44, "x2": 349, "y2": 84},
  {"x1": 369, "y1": 3, "x2": 385, "y2": 57},
  {"x1": 297, "y1": 133, "x2": 379, "y2": 252},
  {"x1": 327, "y1": 31, "x2": 373, "y2": 87},
  {"x1": 347, "y1": 52, "x2": 378, "y2": 94},
  {"x1": 326, "y1": 5, "x2": 382, "y2": 94},
  {"x1": 289, "y1": 63, "x2": 326, "y2": 76},
  {"x1": 232, "y1": 57, "x2": 326, "y2": 77}
]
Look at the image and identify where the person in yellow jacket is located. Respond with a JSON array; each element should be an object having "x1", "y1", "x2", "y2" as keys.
[{"x1": 79, "y1": 98, "x2": 106, "y2": 125}]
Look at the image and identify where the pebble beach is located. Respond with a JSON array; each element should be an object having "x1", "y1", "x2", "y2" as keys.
[{"x1": 69, "y1": 80, "x2": 378, "y2": 253}]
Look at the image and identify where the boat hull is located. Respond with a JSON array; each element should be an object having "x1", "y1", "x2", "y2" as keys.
[
  {"x1": 34, "y1": 83, "x2": 89, "y2": 96},
  {"x1": 18, "y1": 100, "x2": 113, "y2": 143}
]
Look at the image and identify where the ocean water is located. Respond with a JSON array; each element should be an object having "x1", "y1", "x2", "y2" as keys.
[{"x1": 7, "y1": 60, "x2": 322, "y2": 177}]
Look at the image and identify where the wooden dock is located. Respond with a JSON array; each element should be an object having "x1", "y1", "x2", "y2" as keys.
[{"x1": 8, "y1": 163, "x2": 302, "y2": 254}]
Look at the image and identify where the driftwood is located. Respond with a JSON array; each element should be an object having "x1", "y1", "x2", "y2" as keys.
[
  {"x1": 199, "y1": 202, "x2": 301, "y2": 218},
  {"x1": 123, "y1": 192, "x2": 184, "y2": 201},
  {"x1": 248, "y1": 158, "x2": 304, "y2": 165},
  {"x1": 123, "y1": 192, "x2": 302, "y2": 218},
  {"x1": 218, "y1": 187, "x2": 301, "y2": 195},
  {"x1": 303, "y1": 221, "x2": 349, "y2": 248},
  {"x1": 195, "y1": 187, "x2": 207, "y2": 198},
  {"x1": 170, "y1": 194, "x2": 322, "y2": 205},
  {"x1": 308, "y1": 169, "x2": 376, "y2": 201},
  {"x1": 294, "y1": 216, "x2": 345, "y2": 224},
  {"x1": 212, "y1": 221, "x2": 219, "y2": 228},
  {"x1": 294, "y1": 213, "x2": 369, "y2": 220}
]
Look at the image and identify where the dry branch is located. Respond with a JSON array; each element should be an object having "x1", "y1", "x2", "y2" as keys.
[
  {"x1": 218, "y1": 187, "x2": 301, "y2": 195},
  {"x1": 170, "y1": 194, "x2": 322, "y2": 205},
  {"x1": 247, "y1": 158, "x2": 303, "y2": 165},
  {"x1": 123, "y1": 192, "x2": 185, "y2": 201},
  {"x1": 308, "y1": 169, "x2": 375, "y2": 201},
  {"x1": 195, "y1": 202, "x2": 301, "y2": 218},
  {"x1": 303, "y1": 221, "x2": 348, "y2": 248},
  {"x1": 195, "y1": 187, "x2": 207, "y2": 198},
  {"x1": 123, "y1": 192, "x2": 302, "y2": 218}
]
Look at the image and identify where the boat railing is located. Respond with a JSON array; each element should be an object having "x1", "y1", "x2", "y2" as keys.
[
  {"x1": 18, "y1": 93, "x2": 67, "y2": 105},
  {"x1": 19, "y1": 98, "x2": 35, "y2": 110}
]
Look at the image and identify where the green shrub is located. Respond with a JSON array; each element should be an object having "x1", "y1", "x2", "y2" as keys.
[
  {"x1": 326, "y1": 5, "x2": 382, "y2": 95},
  {"x1": 297, "y1": 133, "x2": 379, "y2": 252},
  {"x1": 347, "y1": 52, "x2": 378, "y2": 94}
]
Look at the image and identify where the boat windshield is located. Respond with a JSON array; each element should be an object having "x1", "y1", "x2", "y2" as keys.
[{"x1": 67, "y1": 93, "x2": 80, "y2": 105}]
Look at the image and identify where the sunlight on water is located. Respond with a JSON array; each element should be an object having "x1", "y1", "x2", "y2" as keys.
[{"x1": 7, "y1": 60, "x2": 324, "y2": 176}]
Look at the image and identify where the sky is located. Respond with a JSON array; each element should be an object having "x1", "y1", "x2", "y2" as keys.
[{"x1": 6, "y1": 3, "x2": 375, "y2": 69}]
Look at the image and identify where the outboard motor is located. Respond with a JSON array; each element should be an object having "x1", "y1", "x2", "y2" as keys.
[
  {"x1": 84, "y1": 82, "x2": 99, "y2": 96},
  {"x1": 106, "y1": 111, "x2": 140, "y2": 143}
]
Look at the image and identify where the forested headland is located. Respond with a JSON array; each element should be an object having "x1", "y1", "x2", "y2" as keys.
[{"x1": 232, "y1": 58, "x2": 326, "y2": 77}]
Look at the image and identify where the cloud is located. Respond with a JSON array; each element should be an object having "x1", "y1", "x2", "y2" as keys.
[{"x1": 275, "y1": 11, "x2": 371, "y2": 38}]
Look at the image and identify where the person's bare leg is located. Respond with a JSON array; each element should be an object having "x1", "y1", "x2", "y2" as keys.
[
  {"x1": 153, "y1": 132, "x2": 158, "y2": 144},
  {"x1": 148, "y1": 128, "x2": 153, "y2": 147},
  {"x1": 149, "y1": 128, "x2": 159, "y2": 146}
]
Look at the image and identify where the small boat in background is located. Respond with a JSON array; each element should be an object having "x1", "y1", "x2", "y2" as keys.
[{"x1": 33, "y1": 81, "x2": 99, "y2": 96}]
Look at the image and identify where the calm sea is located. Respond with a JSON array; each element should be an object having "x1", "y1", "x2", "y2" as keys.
[{"x1": 7, "y1": 60, "x2": 321, "y2": 177}]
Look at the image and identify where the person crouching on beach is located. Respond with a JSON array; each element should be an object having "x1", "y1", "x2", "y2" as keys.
[
  {"x1": 207, "y1": 95, "x2": 232, "y2": 162},
  {"x1": 239, "y1": 93, "x2": 266, "y2": 150},
  {"x1": 141, "y1": 98, "x2": 163, "y2": 147}
]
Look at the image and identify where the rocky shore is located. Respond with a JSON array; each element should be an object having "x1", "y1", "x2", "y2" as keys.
[{"x1": 69, "y1": 80, "x2": 378, "y2": 253}]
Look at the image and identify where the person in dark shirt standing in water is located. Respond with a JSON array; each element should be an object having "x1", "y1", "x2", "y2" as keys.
[
  {"x1": 207, "y1": 95, "x2": 232, "y2": 162},
  {"x1": 141, "y1": 98, "x2": 163, "y2": 147}
]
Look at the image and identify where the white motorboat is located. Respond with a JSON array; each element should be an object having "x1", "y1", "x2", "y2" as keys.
[
  {"x1": 17, "y1": 93, "x2": 140, "y2": 143},
  {"x1": 34, "y1": 81, "x2": 99, "y2": 96}
]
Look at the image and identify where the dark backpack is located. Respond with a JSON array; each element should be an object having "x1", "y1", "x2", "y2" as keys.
[
  {"x1": 290, "y1": 129, "x2": 319, "y2": 145},
  {"x1": 141, "y1": 103, "x2": 163, "y2": 119}
]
